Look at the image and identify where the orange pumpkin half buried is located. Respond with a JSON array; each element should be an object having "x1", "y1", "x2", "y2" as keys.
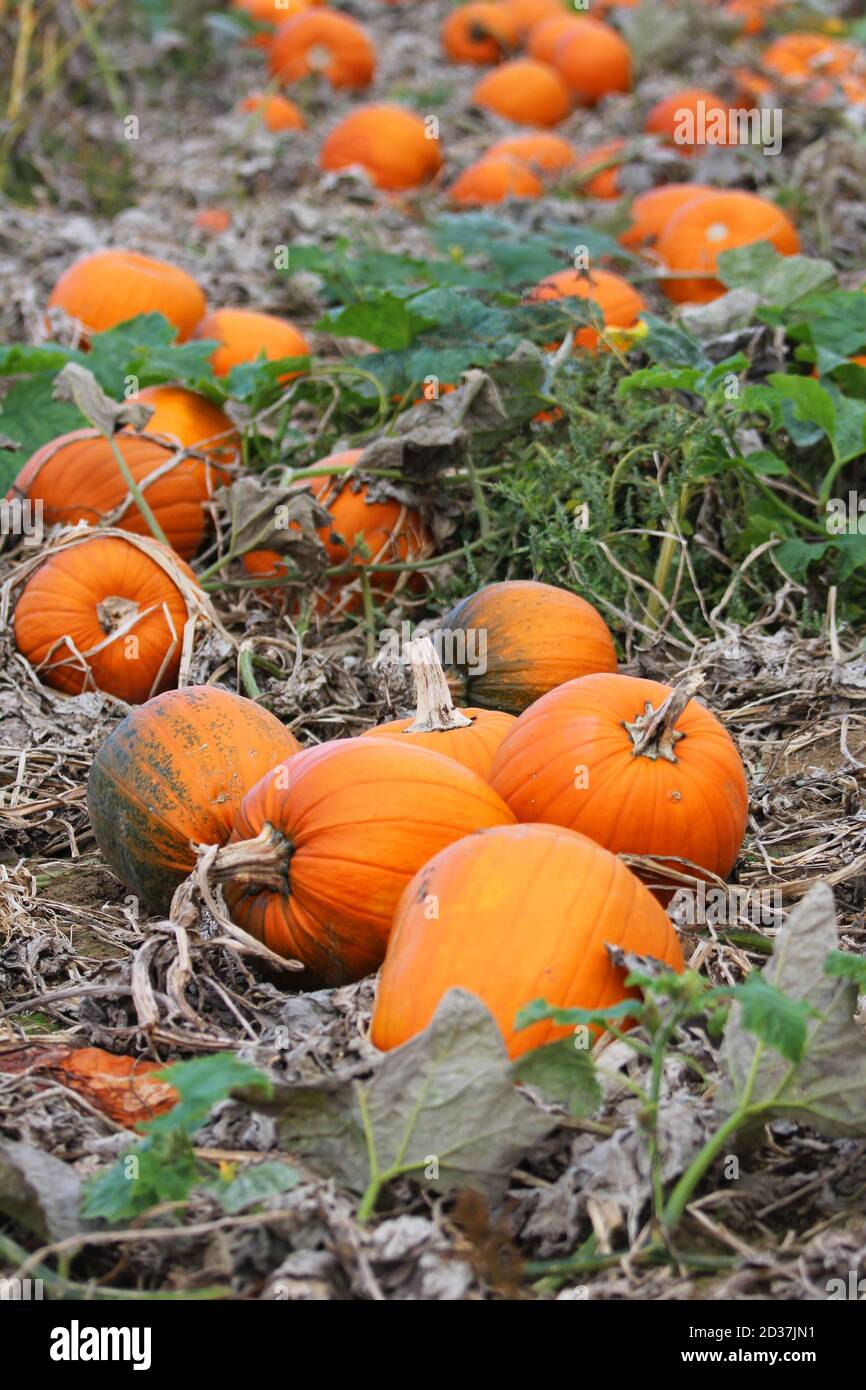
[
  {"x1": 527, "y1": 268, "x2": 647, "y2": 350},
  {"x1": 14, "y1": 535, "x2": 200, "y2": 702},
  {"x1": 655, "y1": 190, "x2": 799, "y2": 303},
  {"x1": 213, "y1": 737, "x2": 516, "y2": 984},
  {"x1": 489, "y1": 672, "x2": 749, "y2": 882},
  {"x1": 87, "y1": 684, "x2": 301, "y2": 911},
  {"x1": 371, "y1": 823, "x2": 684, "y2": 1058},
  {"x1": 242, "y1": 447, "x2": 431, "y2": 616},
  {"x1": 362, "y1": 634, "x2": 516, "y2": 778}
]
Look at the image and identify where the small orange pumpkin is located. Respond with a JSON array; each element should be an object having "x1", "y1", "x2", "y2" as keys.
[
  {"x1": 486, "y1": 131, "x2": 577, "y2": 174},
  {"x1": 576, "y1": 138, "x2": 626, "y2": 199},
  {"x1": 489, "y1": 672, "x2": 749, "y2": 882},
  {"x1": 449, "y1": 154, "x2": 542, "y2": 205},
  {"x1": 242, "y1": 448, "x2": 431, "y2": 616},
  {"x1": 193, "y1": 208, "x2": 232, "y2": 235},
  {"x1": 762, "y1": 32, "x2": 858, "y2": 85},
  {"x1": 14, "y1": 535, "x2": 201, "y2": 702},
  {"x1": 655, "y1": 190, "x2": 800, "y2": 304},
  {"x1": 371, "y1": 823, "x2": 684, "y2": 1058},
  {"x1": 231, "y1": 0, "x2": 318, "y2": 47},
  {"x1": 134, "y1": 385, "x2": 239, "y2": 472},
  {"x1": 269, "y1": 9, "x2": 375, "y2": 89},
  {"x1": 362, "y1": 634, "x2": 516, "y2": 778},
  {"x1": 213, "y1": 738, "x2": 517, "y2": 983},
  {"x1": 526, "y1": 13, "x2": 586, "y2": 64},
  {"x1": 472, "y1": 58, "x2": 572, "y2": 128},
  {"x1": 319, "y1": 105, "x2": 443, "y2": 190},
  {"x1": 438, "y1": 579, "x2": 618, "y2": 714},
  {"x1": 47, "y1": 250, "x2": 206, "y2": 345},
  {"x1": 552, "y1": 19, "x2": 631, "y2": 105},
  {"x1": 192, "y1": 307, "x2": 310, "y2": 379},
  {"x1": 527, "y1": 268, "x2": 647, "y2": 351},
  {"x1": 239, "y1": 91, "x2": 305, "y2": 130},
  {"x1": 441, "y1": 2, "x2": 518, "y2": 64},
  {"x1": 9, "y1": 428, "x2": 223, "y2": 560},
  {"x1": 87, "y1": 684, "x2": 301, "y2": 910},
  {"x1": 645, "y1": 88, "x2": 733, "y2": 152},
  {"x1": 619, "y1": 183, "x2": 715, "y2": 252},
  {"x1": 501, "y1": 0, "x2": 564, "y2": 38}
]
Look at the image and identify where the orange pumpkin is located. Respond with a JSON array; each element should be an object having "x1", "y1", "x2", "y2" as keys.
[
  {"x1": 489, "y1": 672, "x2": 749, "y2": 882},
  {"x1": 213, "y1": 738, "x2": 516, "y2": 983},
  {"x1": 449, "y1": 155, "x2": 542, "y2": 205},
  {"x1": 9, "y1": 428, "x2": 223, "y2": 560},
  {"x1": 645, "y1": 88, "x2": 733, "y2": 152},
  {"x1": 242, "y1": 447, "x2": 432, "y2": 616},
  {"x1": 239, "y1": 91, "x2": 306, "y2": 130},
  {"x1": 472, "y1": 58, "x2": 572, "y2": 128},
  {"x1": 438, "y1": 579, "x2": 617, "y2": 714},
  {"x1": 134, "y1": 385, "x2": 239, "y2": 471},
  {"x1": 192, "y1": 307, "x2": 310, "y2": 379},
  {"x1": 193, "y1": 208, "x2": 232, "y2": 235},
  {"x1": 526, "y1": 13, "x2": 586, "y2": 64},
  {"x1": 576, "y1": 138, "x2": 625, "y2": 199},
  {"x1": 269, "y1": 10, "x2": 375, "y2": 89},
  {"x1": 371, "y1": 823, "x2": 684, "y2": 1058},
  {"x1": 655, "y1": 190, "x2": 800, "y2": 304},
  {"x1": 619, "y1": 183, "x2": 715, "y2": 252},
  {"x1": 441, "y1": 2, "x2": 518, "y2": 64},
  {"x1": 762, "y1": 32, "x2": 858, "y2": 85},
  {"x1": 486, "y1": 131, "x2": 577, "y2": 174},
  {"x1": 501, "y1": 0, "x2": 565, "y2": 38},
  {"x1": 87, "y1": 685, "x2": 301, "y2": 911},
  {"x1": 14, "y1": 535, "x2": 200, "y2": 702},
  {"x1": 47, "y1": 250, "x2": 206, "y2": 345},
  {"x1": 527, "y1": 268, "x2": 647, "y2": 351},
  {"x1": 319, "y1": 105, "x2": 443, "y2": 191},
  {"x1": 552, "y1": 19, "x2": 631, "y2": 105},
  {"x1": 231, "y1": 0, "x2": 318, "y2": 47},
  {"x1": 362, "y1": 634, "x2": 516, "y2": 778},
  {"x1": 721, "y1": 0, "x2": 781, "y2": 37}
]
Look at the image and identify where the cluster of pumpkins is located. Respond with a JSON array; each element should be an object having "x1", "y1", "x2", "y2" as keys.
[{"x1": 86, "y1": 576, "x2": 749, "y2": 1057}]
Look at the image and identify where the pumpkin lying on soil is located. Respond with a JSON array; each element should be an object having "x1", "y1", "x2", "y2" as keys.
[
  {"x1": 441, "y1": 2, "x2": 518, "y2": 64},
  {"x1": 193, "y1": 307, "x2": 310, "y2": 379},
  {"x1": 371, "y1": 823, "x2": 684, "y2": 1058},
  {"x1": 576, "y1": 138, "x2": 626, "y2": 199},
  {"x1": 319, "y1": 105, "x2": 443, "y2": 190},
  {"x1": 269, "y1": 9, "x2": 376, "y2": 90},
  {"x1": 645, "y1": 88, "x2": 733, "y2": 150},
  {"x1": 239, "y1": 91, "x2": 306, "y2": 130},
  {"x1": 14, "y1": 535, "x2": 202, "y2": 702},
  {"x1": 9, "y1": 427, "x2": 225, "y2": 560},
  {"x1": 449, "y1": 155, "x2": 542, "y2": 206},
  {"x1": 472, "y1": 58, "x2": 572, "y2": 128},
  {"x1": 437, "y1": 579, "x2": 617, "y2": 714},
  {"x1": 489, "y1": 671, "x2": 749, "y2": 883},
  {"x1": 87, "y1": 684, "x2": 301, "y2": 911},
  {"x1": 242, "y1": 447, "x2": 431, "y2": 616},
  {"x1": 619, "y1": 183, "x2": 715, "y2": 252},
  {"x1": 526, "y1": 13, "x2": 586, "y2": 64},
  {"x1": 211, "y1": 738, "x2": 516, "y2": 984},
  {"x1": 654, "y1": 189, "x2": 800, "y2": 303},
  {"x1": 47, "y1": 250, "x2": 206, "y2": 344},
  {"x1": 485, "y1": 131, "x2": 577, "y2": 174},
  {"x1": 552, "y1": 19, "x2": 631, "y2": 104},
  {"x1": 362, "y1": 633, "x2": 516, "y2": 778},
  {"x1": 527, "y1": 267, "x2": 647, "y2": 351}
]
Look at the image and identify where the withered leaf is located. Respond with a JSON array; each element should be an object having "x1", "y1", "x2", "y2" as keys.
[
  {"x1": 0, "y1": 1138, "x2": 85, "y2": 1242},
  {"x1": 52, "y1": 362, "x2": 154, "y2": 435}
]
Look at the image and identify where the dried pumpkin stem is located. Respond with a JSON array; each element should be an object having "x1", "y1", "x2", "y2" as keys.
[
  {"x1": 209, "y1": 823, "x2": 291, "y2": 893},
  {"x1": 405, "y1": 634, "x2": 473, "y2": 733},
  {"x1": 625, "y1": 673, "x2": 704, "y2": 763}
]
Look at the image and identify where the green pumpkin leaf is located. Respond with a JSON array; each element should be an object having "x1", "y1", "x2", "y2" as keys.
[{"x1": 512, "y1": 1038, "x2": 601, "y2": 1118}]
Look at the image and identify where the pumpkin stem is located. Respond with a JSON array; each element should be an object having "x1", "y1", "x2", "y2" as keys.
[
  {"x1": 209, "y1": 823, "x2": 291, "y2": 893},
  {"x1": 97, "y1": 595, "x2": 140, "y2": 636},
  {"x1": 405, "y1": 634, "x2": 473, "y2": 733},
  {"x1": 625, "y1": 672, "x2": 705, "y2": 763}
]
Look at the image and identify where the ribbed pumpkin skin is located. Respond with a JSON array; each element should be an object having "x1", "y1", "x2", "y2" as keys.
[
  {"x1": 193, "y1": 308, "x2": 310, "y2": 379},
  {"x1": 135, "y1": 385, "x2": 239, "y2": 470},
  {"x1": 361, "y1": 706, "x2": 516, "y2": 779},
  {"x1": 9, "y1": 428, "x2": 215, "y2": 560},
  {"x1": 656, "y1": 191, "x2": 800, "y2": 304},
  {"x1": 47, "y1": 250, "x2": 206, "y2": 343},
  {"x1": 489, "y1": 672, "x2": 749, "y2": 880},
  {"x1": 371, "y1": 823, "x2": 684, "y2": 1058},
  {"x1": 87, "y1": 686, "x2": 301, "y2": 912},
  {"x1": 14, "y1": 537, "x2": 197, "y2": 701},
  {"x1": 269, "y1": 10, "x2": 375, "y2": 89},
  {"x1": 224, "y1": 738, "x2": 516, "y2": 984},
  {"x1": 319, "y1": 105, "x2": 443, "y2": 190},
  {"x1": 439, "y1": 580, "x2": 618, "y2": 714}
]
